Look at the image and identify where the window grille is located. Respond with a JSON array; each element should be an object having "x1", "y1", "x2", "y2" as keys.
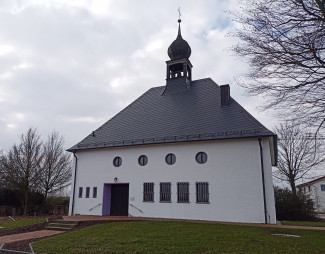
[
  {"x1": 93, "y1": 187, "x2": 97, "y2": 198},
  {"x1": 160, "y1": 182, "x2": 171, "y2": 202},
  {"x1": 177, "y1": 182, "x2": 189, "y2": 203},
  {"x1": 143, "y1": 183, "x2": 154, "y2": 202},
  {"x1": 86, "y1": 187, "x2": 90, "y2": 198},
  {"x1": 78, "y1": 187, "x2": 83, "y2": 198},
  {"x1": 196, "y1": 182, "x2": 209, "y2": 203}
]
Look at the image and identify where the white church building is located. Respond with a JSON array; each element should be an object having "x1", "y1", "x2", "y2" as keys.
[{"x1": 68, "y1": 19, "x2": 277, "y2": 224}]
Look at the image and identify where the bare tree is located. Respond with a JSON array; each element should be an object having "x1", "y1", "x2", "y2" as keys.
[
  {"x1": 232, "y1": 0, "x2": 325, "y2": 134},
  {"x1": 39, "y1": 131, "x2": 72, "y2": 209},
  {"x1": 0, "y1": 127, "x2": 43, "y2": 215},
  {"x1": 0, "y1": 150, "x2": 4, "y2": 184},
  {"x1": 274, "y1": 122, "x2": 325, "y2": 195}
]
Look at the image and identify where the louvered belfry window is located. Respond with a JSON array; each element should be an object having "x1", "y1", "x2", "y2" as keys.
[
  {"x1": 143, "y1": 183, "x2": 154, "y2": 202},
  {"x1": 196, "y1": 182, "x2": 209, "y2": 203},
  {"x1": 177, "y1": 182, "x2": 189, "y2": 203},
  {"x1": 160, "y1": 182, "x2": 171, "y2": 202}
]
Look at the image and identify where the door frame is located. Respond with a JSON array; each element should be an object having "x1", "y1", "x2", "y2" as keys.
[{"x1": 102, "y1": 183, "x2": 129, "y2": 216}]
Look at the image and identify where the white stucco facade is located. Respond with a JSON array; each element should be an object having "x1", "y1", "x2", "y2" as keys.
[
  {"x1": 298, "y1": 177, "x2": 325, "y2": 212},
  {"x1": 69, "y1": 137, "x2": 276, "y2": 224}
]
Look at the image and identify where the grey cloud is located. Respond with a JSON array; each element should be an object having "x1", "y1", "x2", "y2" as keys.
[{"x1": 0, "y1": 0, "x2": 277, "y2": 152}]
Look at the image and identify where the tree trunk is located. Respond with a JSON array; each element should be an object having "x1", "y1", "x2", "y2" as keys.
[
  {"x1": 43, "y1": 190, "x2": 48, "y2": 214},
  {"x1": 289, "y1": 178, "x2": 297, "y2": 197},
  {"x1": 24, "y1": 191, "x2": 28, "y2": 215}
]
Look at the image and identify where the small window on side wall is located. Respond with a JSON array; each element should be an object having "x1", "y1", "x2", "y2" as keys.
[
  {"x1": 321, "y1": 185, "x2": 325, "y2": 191},
  {"x1": 195, "y1": 152, "x2": 207, "y2": 164},
  {"x1": 78, "y1": 187, "x2": 83, "y2": 198},
  {"x1": 113, "y1": 156, "x2": 122, "y2": 167},
  {"x1": 165, "y1": 153, "x2": 176, "y2": 165},
  {"x1": 138, "y1": 155, "x2": 148, "y2": 166},
  {"x1": 93, "y1": 187, "x2": 97, "y2": 198},
  {"x1": 86, "y1": 187, "x2": 90, "y2": 198}
]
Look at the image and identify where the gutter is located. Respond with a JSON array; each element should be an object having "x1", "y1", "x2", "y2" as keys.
[
  {"x1": 258, "y1": 136, "x2": 268, "y2": 224},
  {"x1": 71, "y1": 152, "x2": 78, "y2": 215}
]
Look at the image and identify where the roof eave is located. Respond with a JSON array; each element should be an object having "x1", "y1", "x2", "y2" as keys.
[{"x1": 67, "y1": 133, "x2": 275, "y2": 153}]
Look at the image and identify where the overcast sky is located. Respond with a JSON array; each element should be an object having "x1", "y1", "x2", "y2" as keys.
[{"x1": 0, "y1": 0, "x2": 278, "y2": 152}]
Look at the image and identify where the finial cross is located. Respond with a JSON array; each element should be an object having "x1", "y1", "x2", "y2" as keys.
[{"x1": 178, "y1": 7, "x2": 181, "y2": 20}]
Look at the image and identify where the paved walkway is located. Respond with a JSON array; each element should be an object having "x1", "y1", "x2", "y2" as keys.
[{"x1": 0, "y1": 230, "x2": 63, "y2": 244}]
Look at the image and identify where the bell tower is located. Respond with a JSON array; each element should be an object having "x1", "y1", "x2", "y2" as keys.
[{"x1": 163, "y1": 17, "x2": 192, "y2": 95}]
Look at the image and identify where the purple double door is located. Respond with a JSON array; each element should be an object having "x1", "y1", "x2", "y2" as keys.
[{"x1": 102, "y1": 183, "x2": 129, "y2": 216}]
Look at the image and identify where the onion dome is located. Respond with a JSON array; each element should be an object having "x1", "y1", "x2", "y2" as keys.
[{"x1": 167, "y1": 19, "x2": 191, "y2": 60}]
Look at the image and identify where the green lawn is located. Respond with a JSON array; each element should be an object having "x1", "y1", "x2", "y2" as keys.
[
  {"x1": 281, "y1": 220, "x2": 325, "y2": 227},
  {"x1": 33, "y1": 221, "x2": 325, "y2": 254},
  {"x1": 0, "y1": 217, "x2": 46, "y2": 229}
]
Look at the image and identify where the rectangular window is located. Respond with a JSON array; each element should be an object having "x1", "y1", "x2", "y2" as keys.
[
  {"x1": 308, "y1": 186, "x2": 311, "y2": 192},
  {"x1": 177, "y1": 182, "x2": 189, "y2": 203},
  {"x1": 78, "y1": 187, "x2": 83, "y2": 198},
  {"x1": 160, "y1": 182, "x2": 171, "y2": 202},
  {"x1": 143, "y1": 183, "x2": 154, "y2": 202},
  {"x1": 196, "y1": 182, "x2": 209, "y2": 203},
  {"x1": 86, "y1": 187, "x2": 90, "y2": 198},
  {"x1": 321, "y1": 185, "x2": 325, "y2": 191},
  {"x1": 93, "y1": 187, "x2": 97, "y2": 198}
]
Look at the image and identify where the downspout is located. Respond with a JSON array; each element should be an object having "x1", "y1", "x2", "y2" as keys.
[
  {"x1": 71, "y1": 152, "x2": 78, "y2": 215},
  {"x1": 258, "y1": 136, "x2": 268, "y2": 224}
]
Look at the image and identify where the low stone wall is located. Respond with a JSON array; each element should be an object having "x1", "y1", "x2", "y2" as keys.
[
  {"x1": 0, "y1": 206, "x2": 22, "y2": 216},
  {"x1": 0, "y1": 205, "x2": 69, "y2": 216}
]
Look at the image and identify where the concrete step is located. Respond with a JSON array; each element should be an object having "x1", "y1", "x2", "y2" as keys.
[
  {"x1": 45, "y1": 220, "x2": 79, "y2": 231},
  {"x1": 45, "y1": 225, "x2": 74, "y2": 231},
  {"x1": 51, "y1": 220, "x2": 79, "y2": 225}
]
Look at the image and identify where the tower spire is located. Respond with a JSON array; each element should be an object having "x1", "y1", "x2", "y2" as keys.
[{"x1": 178, "y1": 7, "x2": 182, "y2": 37}]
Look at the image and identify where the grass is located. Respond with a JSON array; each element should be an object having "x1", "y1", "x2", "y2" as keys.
[
  {"x1": 0, "y1": 217, "x2": 46, "y2": 229},
  {"x1": 33, "y1": 220, "x2": 325, "y2": 254},
  {"x1": 281, "y1": 220, "x2": 325, "y2": 227}
]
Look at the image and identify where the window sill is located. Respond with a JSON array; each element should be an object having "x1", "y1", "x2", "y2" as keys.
[
  {"x1": 196, "y1": 202, "x2": 210, "y2": 204},
  {"x1": 159, "y1": 201, "x2": 171, "y2": 203}
]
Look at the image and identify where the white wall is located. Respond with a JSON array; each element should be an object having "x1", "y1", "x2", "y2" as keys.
[
  {"x1": 302, "y1": 179, "x2": 325, "y2": 212},
  {"x1": 69, "y1": 137, "x2": 276, "y2": 224}
]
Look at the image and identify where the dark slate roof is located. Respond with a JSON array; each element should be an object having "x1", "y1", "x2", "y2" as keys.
[
  {"x1": 68, "y1": 78, "x2": 275, "y2": 152},
  {"x1": 297, "y1": 175, "x2": 325, "y2": 188}
]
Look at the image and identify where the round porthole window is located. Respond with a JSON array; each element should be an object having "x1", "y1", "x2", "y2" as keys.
[
  {"x1": 113, "y1": 156, "x2": 122, "y2": 167},
  {"x1": 195, "y1": 152, "x2": 207, "y2": 164},
  {"x1": 138, "y1": 155, "x2": 148, "y2": 166},
  {"x1": 165, "y1": 153, "x2": 176, "y2": 165}
]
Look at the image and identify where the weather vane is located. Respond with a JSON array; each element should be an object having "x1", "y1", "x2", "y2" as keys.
[{"x1": 178, "y1": 7, "x2": 181, "y2": 22}]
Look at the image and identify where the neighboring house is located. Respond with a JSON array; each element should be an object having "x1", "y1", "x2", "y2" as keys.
[
  {"x1": 67, "y1": 20, "x2": 277, "y2": 224},
  {"x1": 297, "y1": 176, "x2": 325, "y2": 212}
]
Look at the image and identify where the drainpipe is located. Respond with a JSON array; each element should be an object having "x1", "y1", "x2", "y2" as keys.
[
  {"x1": 71, "y1": 152, "x2": 78, "y2": 215},
  {"x1": 258, "y1": 136, "x2": 268, "y2": 224}
]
